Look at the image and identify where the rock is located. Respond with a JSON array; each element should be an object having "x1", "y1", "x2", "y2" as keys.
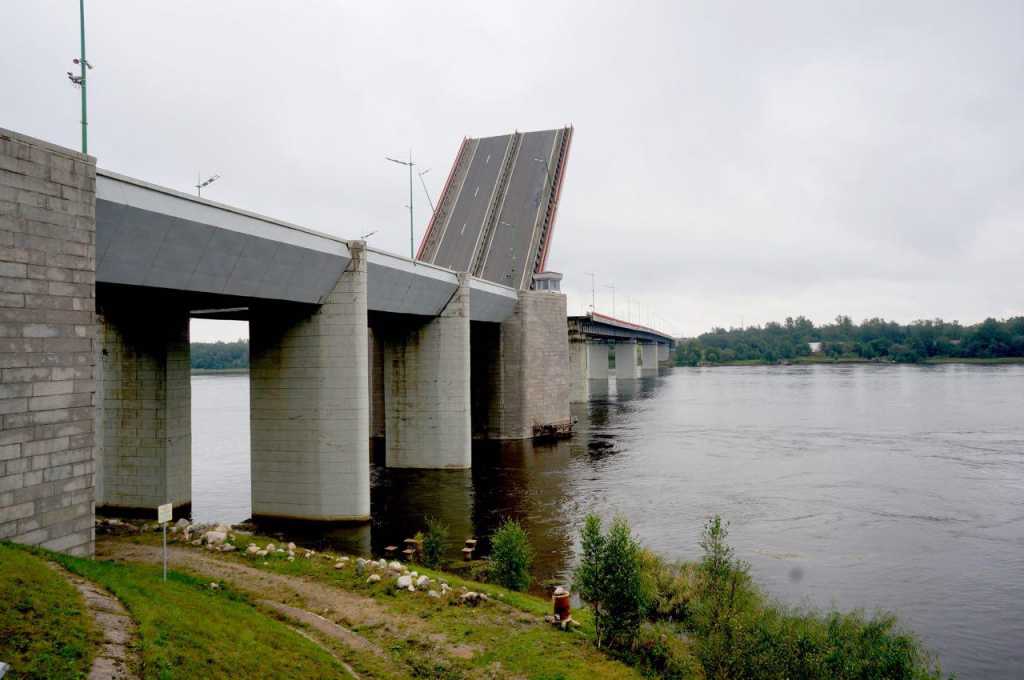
[
  {"x1": 287, "y1": 542, "x2": 296, "y2": 551},
  {"x1": 203, "y1": 530, "x2": 227, "y2": 546},
  {"x1": 396, "y1": 574, "x2": 413, "y2": 589},
  {"x1": 209, "y1": 582, "x2": 220, "y2": 590},
  {"x1": 415, "y1": 575, "x2": 430, "y2": 589},
  {"x1": 246, "y1": 545, "x2": 261, "y2": 555},
  {"x1": 388, "y1": 560, "x2": 403, "y2": 572},
  {"x1": 367, "y1": 574, "x2": 381, "y2": 584},
  {"x1": 266, "y1": 543, "x2": 275, "y2": 552},
  {"x1": 287, "y1": 556, "x2": 294, "y2": 562},
  {"x1": 220, "y1": 544, "x2": 236, "y2": 552},
  {"x1": 191, "y1": 538, "x2": 202, "y2": 546},
  {"x1": 256, "y1": 550, "x2": 267, "y2": 557},
  {"x1": 459, "y1": 591, "x2": 484, "y2": 606},
  {"x1": 214, "y1": 523, "x2": 231, "y2": 534},
  {"x1": 428, "y1": 590, "x2": 441, "y2": 599},
  {"x1": 377, "y1": 558, "x2": 388, "y2": 569},
  {"x1": 334, "y1": 562, "x2": 345, "y2": 570},
  {"x1": 276, "y1": 548, "x2": 285, "y2": 554}
]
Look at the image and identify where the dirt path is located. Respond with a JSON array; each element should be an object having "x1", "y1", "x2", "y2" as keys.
[
  {"x1": 47, "y1": 563, "x2": 140, "y2": 680},
  {"x1": 97, "y1": 540, "x2": 426, "y2": 659}
]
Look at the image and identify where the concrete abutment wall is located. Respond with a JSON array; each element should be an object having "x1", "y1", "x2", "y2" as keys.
[{"x1": 0, "y1": 129, "x2": 97, "y2": 555}]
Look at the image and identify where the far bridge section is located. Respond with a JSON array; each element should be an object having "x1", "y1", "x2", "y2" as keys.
[
  {"x1": 416, "y1": 127, "x2": 572, "y2": 291},
  {"x1": 567, "y1": 312, "x2": 676, "y2": 402}
]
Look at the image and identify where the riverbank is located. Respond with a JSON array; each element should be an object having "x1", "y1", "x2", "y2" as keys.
[{"x1": 695, "y1": 355, "x2": 1024, "y2": 367}]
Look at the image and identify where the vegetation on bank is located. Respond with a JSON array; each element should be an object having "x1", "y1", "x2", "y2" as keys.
[
  {"x1": 191, "y1": 339, "x2": 248, "y2": 370},
  {"x1": 676, "y1": 315, "x2": 1024, "y2": 366},
  {"x1": 0, "y1": 544, "x2": 97, "y2": 679},
  {"x1": 569, "y1": 515, "x2": 948, "y2": 680}
]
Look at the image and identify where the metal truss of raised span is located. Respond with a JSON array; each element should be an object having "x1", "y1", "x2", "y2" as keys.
[{"x1": 416, "y1": 126, "x2": 573, "y2": 291}]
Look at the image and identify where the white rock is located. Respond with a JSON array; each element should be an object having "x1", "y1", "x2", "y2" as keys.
[
  {"x1": 334, "y1": 562, "x2": 345, "y2": 570},
  {"x1": 220, "y1": 544, "x2": 236, "y2": 552},
  {"x1": 388, "y1": 561, "x2": 403, "y2": 572},
  {"x1": 246, "y1": 545, "x2": 261, "y2": 555},
  {"x1": 276, "y1": 548, "x2": 285, "y2": 554},
  {"x1": 287, "y1": 556, "x2": 295, "y2": 562},
  {"x1": 377, "y1": 558, "x2": 388, "y2": 569},
  {"x1": 396, "y1": 574, "x2": 413, "y2": 589},
  {"x1": 191, "y1": 539, "x2": 202, "y2": 546},
  {"x1": 203, "y1": 530, "x2": 227, "y2": 546},
  {"x1": 209, "y1": 582, "x2": 220, "y2": 590},
  {"x1": 428, "y1": 590, "x2": 441, "y2": 599},
  {"x1": 256, "y1": 550, "x2": 268, "y2": 557},
  {"x1": 367, "y1": 574, "x2": 381, "y2": 584},
  {"x1": 415, "y1": 575, "x2": 430, "y2": 589},
  {"x1": 266, "y1": 543, "x2": 275, "y2": 552},
  {"x1": 214, "y1": 523, "x2": 231, "y2": 534},
  {"x1": 287, "y1": 542, "x2": 296, "y2": 551}
]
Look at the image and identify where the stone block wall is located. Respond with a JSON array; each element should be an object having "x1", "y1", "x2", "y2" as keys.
[{"x1": 0, "y1": 128, "x2": 97, "y2": 556}]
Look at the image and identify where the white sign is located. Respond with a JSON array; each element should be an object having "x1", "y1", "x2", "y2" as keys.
[{"x1": 157, "y1": 503, "x2": 172, "y2": 524}]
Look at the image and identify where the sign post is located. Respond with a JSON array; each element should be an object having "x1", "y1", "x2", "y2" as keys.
[{"x1": 157, "y1": 503, "x2": 172, "y2": 581}]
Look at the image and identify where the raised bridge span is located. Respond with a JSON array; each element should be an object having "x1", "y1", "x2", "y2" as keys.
[{"x1": 416, "y1": 127, "x2": 572, "y2": 290}]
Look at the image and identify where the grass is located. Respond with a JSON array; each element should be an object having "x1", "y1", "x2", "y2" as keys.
[
  {"x1": 12, "y1": 544, "x2": 353, "y2": 680},
  {"x1": 0, "y1": 543, "x2": 97, "y2": 680},
  {"x1": 126, "y1": 530, "x2": 638, "y2": 679}
]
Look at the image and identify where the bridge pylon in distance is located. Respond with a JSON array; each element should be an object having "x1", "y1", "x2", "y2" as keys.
[{"x1": 416, "y1": 126, "x2": 573, "y2": 290}]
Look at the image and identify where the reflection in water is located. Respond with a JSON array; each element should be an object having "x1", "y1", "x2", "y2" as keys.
[{"x1": 192, "y1": 365, "x2": 1024, "y2": 678}]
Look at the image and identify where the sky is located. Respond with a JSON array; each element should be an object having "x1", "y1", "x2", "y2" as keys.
[{"x1": 3, "y1": 1, "x2": 1021, "y2": 342}]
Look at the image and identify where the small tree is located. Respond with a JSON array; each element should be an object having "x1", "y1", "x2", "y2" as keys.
[
  {"x1": 573, "y1": 514, "x2": 650, "y2": 650},
  {"x1": 490, "y1": 519, "x2": 533, "y2": 591},
  {"x1": 421, "y1": 516, "x2": 448, "y2": 568}
]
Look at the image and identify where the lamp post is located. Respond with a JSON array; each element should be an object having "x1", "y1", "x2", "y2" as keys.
[
  {"x1": 604, "y1": 284, "x2": 616, "y2": 317},
  {"x1": 66, "y1": 0, "x2": 92, "y2": 154},
  {"x1": 195, "y1": 173, "x2": 220, "y2": 197},
  {"x1": 584, "y1": 272, "x2": 596, "y2": 312},
  {"x1": 386, "y1": 151, "x2": 416, "y2": 259}
]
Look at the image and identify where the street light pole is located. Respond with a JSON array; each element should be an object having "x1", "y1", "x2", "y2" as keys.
[
  {"x1": 78, "y1": 0, "x2": 87, "y2": 154},
  {"x1": 604, "y1": 284, "x2": 615, "y2": 317},
  {"x1": 584, "y1": 272, "x2": 596, "y2": 312},
  {"x1": 386, "y1": 152, "x2": 416, "y2": 258}
]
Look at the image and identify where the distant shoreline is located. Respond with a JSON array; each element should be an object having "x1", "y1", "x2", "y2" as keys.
[
  {"x1": 191, "y1": 368, "x2": 249, "y2": 375},
  {"x1": 696, "y1": 356, "x2": 1024, "y2": 367}
]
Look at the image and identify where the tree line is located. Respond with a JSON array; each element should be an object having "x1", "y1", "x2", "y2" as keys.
[
  {"x1": 191, "y1": 340, "x2": 249, "y2": 369},
  {"x1": 675, "y1": 315, "x2": 1024, "y2": 365}
]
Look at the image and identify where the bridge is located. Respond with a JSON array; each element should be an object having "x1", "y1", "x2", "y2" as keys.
[
  {"x1": 568, "y1": 312, "x2": 676, "y2": 402},
  {"x1": 0, "y1": 128, "x2": 576, "y2": 555}
]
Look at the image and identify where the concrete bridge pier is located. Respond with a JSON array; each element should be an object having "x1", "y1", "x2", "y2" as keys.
[
  {"x1": 568, "y1": 337, "x2": 590, "y2": 403},
  {"x1": 248, "y1": 242, "x2": 370, "y2": 521},
  {"x1": 586, "y1": 341, "x2": 610, "y2": 398},
  {"x1": 614, "y1": 339, "x2": 641, "y2": 380},
  {"x1": 640, "y1": 341, "x2": 660, "y2": 377},
  {"x1": 378, "y1": 275, "x2": 472, "y2": 468},
  {"x1": 96, "y1": 289, "x2": 191, "y2": 517}
]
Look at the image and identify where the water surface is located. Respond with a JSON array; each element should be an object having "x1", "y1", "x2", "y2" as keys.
[{"x1": 192, "y1": 365, "x2": 1024, "y2": 678}]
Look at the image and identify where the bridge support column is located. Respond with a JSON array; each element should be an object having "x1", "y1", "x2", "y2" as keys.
[
  {"x1": 249, "y1": 242, "x2": 370, "y2": 521},
  {"x1": 614, "y1": 340, "x2": 641, "y2": 380},
  {"x1": 481, "y1": 290, "x2": 571, "y2": 439},
  {"x1": 640, "y1": 342, "x2": 659, "y2": 377},
  {"x1": 380, "y1": 275, "x2": 471, "y2": 468},
  {"x1": 658, "y1": 343, "x2": 670, "y2": 363},
  {"x1": 96, "y1": 291, "x2": 191, "y2": 517},
  {"x1": 568, "y1": 337, "x2": 590, "y2": 403},
  {"x1": 586, "y1": 341, "x2": 610, "y2": 398}
]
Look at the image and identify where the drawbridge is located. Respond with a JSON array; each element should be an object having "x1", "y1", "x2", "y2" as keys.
[{"x1": 416, "y1": 126, "x2": 572, "y2": 290}]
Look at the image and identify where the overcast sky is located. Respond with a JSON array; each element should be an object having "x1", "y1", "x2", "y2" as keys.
[{"x1": 3, "y1": 1, "x2": 1021, "y2": 341}]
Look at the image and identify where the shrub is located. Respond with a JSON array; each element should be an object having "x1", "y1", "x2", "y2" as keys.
[
  {"x1": 421, "y1": 516, "x2": 448, "y2": 569},
  {"x1": 573, "y1": 514, "x2": 651, "y2": 650},
  {"x1": 489, "y1": 519, "x2": 533, "y2": 591}
]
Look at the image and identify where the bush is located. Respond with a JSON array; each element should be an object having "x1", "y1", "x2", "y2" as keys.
[
  {"x1": 421, "y1": 517, "x2": 448, "y2": 569},
  {"x1": 574, "y1": 514, "x2": 651, "y2": 650},
  {"x1": 490, "y1": 519, "x2": 533, "y2": 591}
]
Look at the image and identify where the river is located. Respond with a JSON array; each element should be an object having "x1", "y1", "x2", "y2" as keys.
[{"x1": 191, "y1": 364, "x2": 1024, "y2": 678}]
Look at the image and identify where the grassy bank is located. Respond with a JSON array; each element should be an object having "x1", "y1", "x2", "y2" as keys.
[
  {"x1": 120, "y1": 529, "x2": 639, "y2": 679},
  {"x1": 0, "y1": 544, "x2": 97, "y2": 679}
]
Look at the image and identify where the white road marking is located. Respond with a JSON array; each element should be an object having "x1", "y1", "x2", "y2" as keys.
[
  {"x1": 460, "y1": 222, "x2": 467, "y2": 235},
  {"x1": 485, "y1": 154, "x2": 491, "y2": 164},
  {"x1": 473, "y1": 186, "x2": 480, "y2": 198}
]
